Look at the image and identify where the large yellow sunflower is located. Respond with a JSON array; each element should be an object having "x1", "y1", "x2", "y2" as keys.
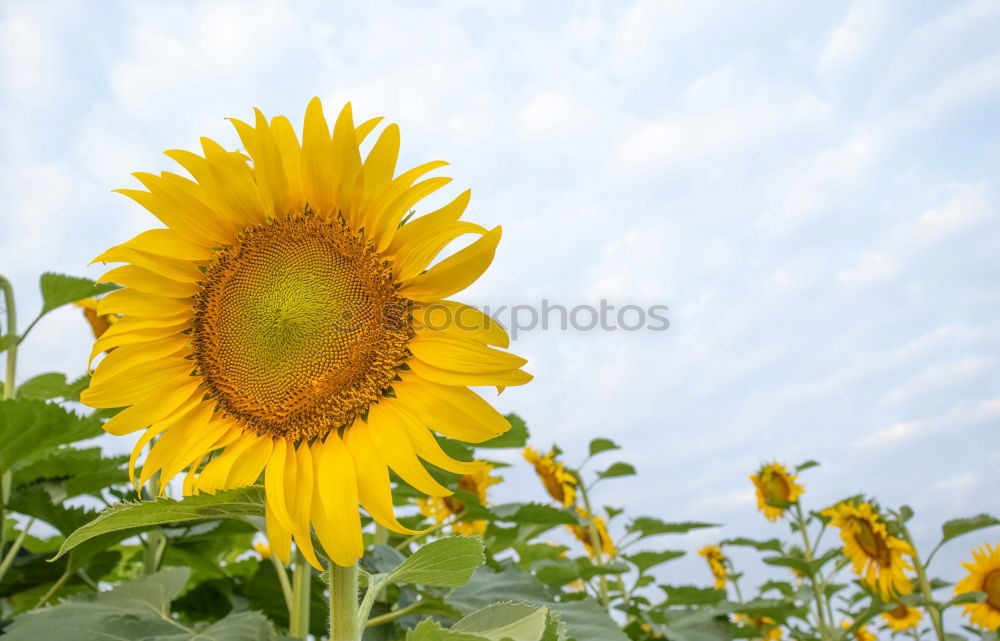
[
  {"x1": 881, "y1": 603, "x2": 922, "y2": 632},
  {"x1": 699, "y1": 544, "x2": 727, "y2": 589},
  {"x1": 749, "y1": 462, "x2": 803, "y2": 521},
  {"x1": 823, "y1": 501, "x2": 913, "y2": 601},
  {"x1": 81, "y1": 98, "x2": 531, "y2": 569},
  {"x1": 954, "y1": 543, "x2": 1000, "y2": 630},
  {"x1": 523, "y1": 446, "x2": 576, "y2": 507},
  {"x1": 417, "y1": 463, "x2": 501, "y2": 536}
]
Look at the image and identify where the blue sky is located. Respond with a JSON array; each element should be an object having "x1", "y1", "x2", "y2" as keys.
[{"x1": 1, "y1": 0, "x2": 998, "y2": 595}]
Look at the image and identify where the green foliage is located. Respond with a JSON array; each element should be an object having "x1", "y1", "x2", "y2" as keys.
[
  {"x1": 0, "y1": 398, "x2": 101, "y2": 474},
  {"x1": 939, "y1": 514, "x2": 999, "y2": 545},
  {"x1": 38, "y1": 272, "x2": 118, "y2": 316},
  {"x1": 383, "y1": 536, "x2": 485, "y2": 588}
]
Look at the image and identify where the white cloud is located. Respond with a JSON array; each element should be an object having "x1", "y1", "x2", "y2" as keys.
[
  {"x1": 817, "y1": 0, "x2": 896, "y2": 77},
  {"x1": 854, "y1": 398, "x2": 1000, "y2": 449},
  {"x1": 882, "y1": 356, "x2": 994, "y2": 406}
]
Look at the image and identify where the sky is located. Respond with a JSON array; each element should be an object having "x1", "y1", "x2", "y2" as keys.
[{"x1": 1, "y1": 0, "x2": 998, "y2": 600}]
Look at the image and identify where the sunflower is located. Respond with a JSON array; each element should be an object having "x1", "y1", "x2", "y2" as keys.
[
  {"x1": 81, "y1": 99, "x2": 531, "y2": 569},
  {"x1": 881, "y1": 603, "x2": 922, "y2": 632},
  {"x1": 954, "y1": 543, "x2": 1000, "y2": 630},
  {"x1": 75, "y1": 298, "x2": 120, "y2": 339},
  {"x1": 823, "y1": 501, "x2": 913, "y2": 601},
  {"x1": 416, "y1": 463, "x2": 501, "y2": 536},
  {"x1": 749, "y1": 462, "x2": 803, "y2": 521},
  {"x1": 733, "y1": 614, "x2": 783, "y2": 641},
  {"x1": 568, "y1": 507, "x2": 615, "y2": 560},
  {"x1": 254, "y1": 541, "x2": 272, "y2": 560},
  {"x1": 523, "y1": 446, "x2": 576, "y2": 507},
  {"x1": 841, "y1": 620, "x2": 875, "y2": 641},
  {"x1": 699, "y1": 544, "x2": 727, "y2": 589}
]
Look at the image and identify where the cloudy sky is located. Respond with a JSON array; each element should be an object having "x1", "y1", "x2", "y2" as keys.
[{"x1": 2, "y1": 0, "x2": 998, "y2": 593}]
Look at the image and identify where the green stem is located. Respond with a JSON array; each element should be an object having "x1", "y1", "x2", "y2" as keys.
[
  {"x1": 143, "y1": 529, "x2": 166, "y2": 574},
  {"x1": 35, "y1": 563, "x2": 73, "y2": 608},
  {"x1": 794, "y1": 502, "x2": 830, "y2": 641},
  {"x1": 329, "y1": 561, "x2": 360, "y2": 641},
  {"x1": 0, "y1": 517, "x2": 34, "y2": 584},
  {"x1": 577, "y1": 479, "x2": 610, "y2": 611},
  {"x1": 900, "y1": 524, "x2": 946, "y2": 641},
  {"x1": 268, "y1": 552, "x2": 295, "y2": 624},
  {"x1": 289, "y1": 549, "x2": 312, "y2": 639},
  {"x1": 365, "y1": 599, "x2": 423, "y2": 628},
  {"x1": 1, "y1": 275, "x2": 17, "y2": 400}
]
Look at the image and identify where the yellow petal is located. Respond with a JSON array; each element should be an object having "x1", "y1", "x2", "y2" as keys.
[
  {"x1": 81, "y1": 360, "x2": 194, "y2": 408},
  {"x1": 396, "y1": 411, "x2": 486, "y2": 475},
  {"x1": 99, "y1": 265, "x2": 198, "y2": 299},
  {"x1": 393, "y1": 221, "x2": 486, "y2": 281},
  {"x1": 368, "y1": 402, "x2": 450, "y2": 496},
  {"x1": 389, "y1": 189, "x2": 471, "y2": 256},
  {"x1": 394, "y1": 375, "x2": 509, "y2": 442},
  {"x1": 355, "y1": 116, "x2": 383, "y2": 144},
  {"x1": 232, "y1": 110, "x2": 292, "y2": 218},
  {"x1": 360, "y1": 160, "x2": 448, "y2": 237},
  {"x1": 313, "y1": 434, "x2": 363, "y2": 566},
  {"x1": 343, "y1": 422, "x2": 422, "y2": 535},
  {"x1": 265, "y1": 439, "x2": 298, "y2": 533},
  {"x1": 408, "y1": 332, "x2": 526, "y2": 373},
  {"x1": 407, "y1": 358, "x2": 533, "y2": 388},
  {"x1": 300, "y1": 97, "x2": 335, "y2": 215},
  {"x1": 89, "y1": 320, "x2": 191, "y2": 371},
  {"x1": 398, "y1": 226, "x2": 501, "y2": 301},
  {"x1": 266, "y1": 499, "x2": 293, "y2": 564},
  {"x1": 290, "y1": 442, "x2": 323, "y2": 570},
  {"x1": 97, "y1": 228, "x2": 216, "y2": 260},
  {"x1": 97, "y1": 288, "x2": 191, "y2": 318},
  {"x1": 101, "y1": 377, "x2": 201, "y2": 436},
  {"x1": 139, "y1": 400, "x2": 215, "y2": 490},
  {"x1": 373, "y1": 176, "x2": 452, "y2": 253},
  {"x1": 89, "y1": 334, "x2": 190, "y2": 386},
  {"x1": 331, "y1": 102, "x2": 362, "y2": 216},
  {"x1": 270, "y1": 115, "x2": 305, "y2": 212},
  {"x1": 226, "y1": 434, "x2": 274, "y2": 488},
  {"x1": 412, "y1": 301, "x2": 509, "y2": 348}
]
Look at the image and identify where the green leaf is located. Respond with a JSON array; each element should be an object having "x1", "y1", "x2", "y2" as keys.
[
  {"x1": 721, "y1": 537, "x2": 783, "y2": 553},
  {"x1": 626, "y1": 517, "x2": 719, "y2": 539},
  {"x1": 660, "y1": 585, "x2": 727, "y2": 606},
  {"x1": 492, "y1": 503, "x2": 578, "y2": 526},
  {"x1": 387, "y1": 536, "x2": 485, "y2": 588},
  {"x1": 796, "y1": 460, "x2": 820, "y2": 472},
  {"x1": 763, "y1": 555, "x2": 811, "y2": 575},
  {"x1": 477, "y1": 413, "x2": 529, "y2": 449},
  {"x1": 16, "y1": 373, "x2": 69, "y2": 400},
  {"x1": 39, "y1": 272, "x2": 118, "y2": 316},
  {"x1": 624, "y1": 549, "x2": 685, "y2": 573},
  {"x1": 4, "y1": 567, "x2": 283, "y2": 640},
  {"x1": 588, "y1": 438, "x2": 620, "y2": 457},
  {"x1": 0, "y1": 399, "x2": 102, "y2": 474},
  {"x1": 14, "y1": 447, "x2": 127, "y2": 499},
  {"x1": 452, "y1": 602, "x2": 553, "y2": 641},
  {"x1": 408, "y1": 618, "x2": 490, "y2": 641},
  {"x1": 54, "y1": 486, "x2": 266, "y2": 560},
  {"x1": 940, "y1": 514, "x2": 1000, "y2": 545},
  {"x1": 596, "y1": 462, "x2": 636, "y2": 480},
  {"x1": 949, "y1": 592, "x2": 987, "y2": 606}
]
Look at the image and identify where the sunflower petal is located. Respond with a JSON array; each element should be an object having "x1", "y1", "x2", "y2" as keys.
[
  {"x1": 344, "y1": 422, "x2": 422, "y2": 535},
  {"x1": 368, "y1": 403, "x2": 450, "y2": 497},
  {"x1": 398, "y1": 226, "x2": 501, "y2": 301},
  {"x1": 265, "y1": 439, "x2": 298, "y2": 533},
  {"x1": 313, "y1": 434, "x2": 363, "y2": 566}
]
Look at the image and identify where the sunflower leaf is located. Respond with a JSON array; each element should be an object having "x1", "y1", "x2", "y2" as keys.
[
  {"x1": 407, "y1": 618, "x2": 490, "y2": 641},
  {"x1": 721, "y1": 537, "x2": 784, "y2": 553},
  {"x1": 0, "y1": 398, "x2": 102, "y2": 475},
  {"x1": 939, "y1": 514, "x2": 1000, "y2": 545},
  {"x1": 38, "y1": 272, "x2": 119, "y2": 316},
  {"x1": 624, "y1": 549, "x2": 685, "y2": 574},
  {"x1": 588, "y1": 438, "x2": 620, "y2": 457},
  {"x1": 625, "y1": 517, "x2": 719, "y2": 539},
  {"x1": 477, "y1": 413, "x2": 529, "y2": 449},
  {"x1": 386, "y1": 535, "x2": 485, "y2": 588},
  {"x1": 53, "y1": 486, "x2": 266, "y2": 560},
  {"x1": 659, "y1": 585, "x2": 727, "y2": 606}
]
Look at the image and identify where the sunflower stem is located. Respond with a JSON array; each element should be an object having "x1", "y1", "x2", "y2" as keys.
[
  {"x1": 289, "y1": 549, "x2": 312, "y2": 638},
  {"x1": 577, "y1": 478, "x2": 610, "y2": 611},
  {"x1": 899, "y1": 524, "x2": 946, "y2": 641},
  {"x1": 794, "y1": 502, "x2": 831, "y2": 641},
  {"x1": 0, "y1": 275, "x2": 17, "y2": 560},
  {"x1": 328, "y1": 561, "x2": 359, "y2": 641}
]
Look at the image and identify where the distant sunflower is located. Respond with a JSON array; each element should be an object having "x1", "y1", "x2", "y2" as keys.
[
  {"x1": 699, "y1": 544, "x2": 727, "y2": 589},
  {"x1": 842, "y1": 620, "x2": 875, "y2": 641},
  {"x1": 881, "y1": 603, "x2": 922, "y2": 632},
  {"x1": 954, "y1": 543, "x2": 1000, "y2": 630},
  {"x1": 749, "y1": 462, "x2": 803, "y2": 521},
  {"x1": 823, "y1": 501, "x2": 913, "y2": 601},
  {"x1": 75, "y1": 298, "x2": 120, "y2": 339},
  {"x1": 81, "y1": 98, "x2": 531, "y2": 569},
  {"x1": 417, "y1": 464, "x2": 501, "y2": 536},
  {"x1": 254, "y1": 541, "x2": 271, "y2": 560},
  {"x1": 734, "y1": 614, "x2": 783, "y2": 641},
  {"x1": 568, "y1": 507, "x2": 615, "y2": 560},
  {"x1": 523, "y1": 446, "x2": 576, "y2": 507}
]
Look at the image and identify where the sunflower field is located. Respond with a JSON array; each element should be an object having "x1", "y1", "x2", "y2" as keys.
[{"x1": 1, "y1": 101, "x2": 998, "y2": 641}]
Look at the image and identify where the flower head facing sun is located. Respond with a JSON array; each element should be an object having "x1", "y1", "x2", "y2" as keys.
[
  {"x1": 523, "y1": 446, "x2": 576, "y2": 507},
  {"x1": 881, "y1": 603, "x2": 922, "y2": 632},
  {"x1": 417, "y1": 463, "x2": 501, "y2": 536},
  {"x1": 699, "y1": 544, "x2": 728, "y2": 589},
  {"x1": 823, "y1": 501, "x2": 913, "y2": 601},
  {"x1": 749, "y1": 462, "x2": 803, "y2": 521},
  {"x1": 954, "y1": 543, "x2": 1000, "y2": 630},
  {"x1": 81, "y1": 99, "x2": 531, "y2": 569}
]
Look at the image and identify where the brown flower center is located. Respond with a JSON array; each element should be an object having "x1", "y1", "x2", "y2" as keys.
[{"x1": 854, "y1": 519, "x2": 892, "y2": 567}]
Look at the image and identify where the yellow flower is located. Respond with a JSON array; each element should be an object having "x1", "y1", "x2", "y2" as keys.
[
  {"x1": 823, "y1": 501, "x2": 913, "y2": 601},
  {"x1": 75, "y1": 298, "x2": 120, "y2": 339},
  {"x1": 417, "y1": 464, "x2": 501, "y2": 536},
  {"x1": 749, "y1": 462, "x2": 803, "y2": 521},
  {"x1": 568, "y1": 507, "x2": 615, "y2": 560},
  {"x1": 254, "y1": 541, "x2": 271, "y2": 560},
  {"x1": 954, "y1": 543, "x2": 1000, "y2": 630},
  {"x1": 699, "y1": 544, "x2": 727, "y2": 589},
  {"x1": 881, "y1": 603, "x2": 922, "y2": 632},
  {"x1": 734, "y1": 614, "x2": 783, "y2": 641},
  {"x1": 81, "y1": 99, "x2": 531, "y2": 569},
  {"x1": 841, "y1": 620, "x2": 875, "y2": 641},
  {"x1": 523, "y1": 447, "x2": 576, "y2": 507}
]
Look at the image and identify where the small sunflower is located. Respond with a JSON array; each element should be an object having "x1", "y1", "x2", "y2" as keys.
[
  {"x1": 823, "y1": 501, "x2": 913, "y2": 601},
  {"x1": 523, "y1": 446, "x2": 576, "y2": 507},
  {"x1": 417, "y1": 464, "x2": 501, "y2": 536},
  {"x1": 699, "y1": 544, "x2": 727, "y2": 589},
  {"x1": 81, "y1": 99, "x2": 531, "y2": 569},
  {"x1": 841, "y1": 620, "x2": 875, "y2": 641},
  {"x1": 749, "y1": 462, "x2": 803, "y2": 521},
  {"x1": 881, "y1": 603, "x2": 922, "y2": 632},
  {"x1": 75, "y1": 298, "x2": 120, "y2": 339},
  {"x1": 568, "y1": 507, "x2": 615, "y2": 560},
  {"x1": 734, "y1": 614, "x2": 783, "y2": 641},
  {"x1": 254, "y1": 541, "x2": 271, "y2": 560},
  {"x1": 954, "y1": 543, "x2": 1000, "y2": 630}
]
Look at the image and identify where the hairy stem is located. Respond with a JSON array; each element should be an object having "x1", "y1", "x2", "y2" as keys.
[
  {"x1": 329, "y1": 561, "x2": 360, "y2": 641},
  {"x1": 900, "y1": 524, "x2": 946, "y2": 641},
  {"x1": 794, "y1": 502, "x2": 830, "y2": 641},
  {"x1": 577, "y1": 479, "x2": 610, "y2": 611},
  {"x1": 289, "y1": 549, "x2": 312, "y2": 638}
]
